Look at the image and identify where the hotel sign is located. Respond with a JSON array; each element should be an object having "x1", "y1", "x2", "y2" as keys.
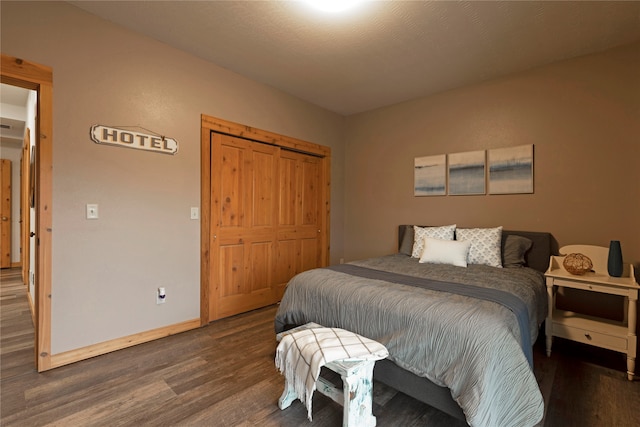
[{"x1": 90, "y1": 125, "x2": 178, "y2": 155}]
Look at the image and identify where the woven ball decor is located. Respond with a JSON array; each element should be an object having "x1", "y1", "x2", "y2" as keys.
[{"x1": 563, "y1": 253, "x2": 593, "y2": 275}]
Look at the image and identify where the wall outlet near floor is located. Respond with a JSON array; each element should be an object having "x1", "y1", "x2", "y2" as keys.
[{"x1": 157, "y1": 287, "x2": 166, "y2": 304}]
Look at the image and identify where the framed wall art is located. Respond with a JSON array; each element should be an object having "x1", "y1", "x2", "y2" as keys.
[
  {"x1": 447, "y1": 150, "x2": 485, "y2": 195},
  {"x1": 414, "y1": 154, "x2": 446, "y2": 196},
  {"x1": 488, "y1": 144, "x2": 534, "y2": 194}
]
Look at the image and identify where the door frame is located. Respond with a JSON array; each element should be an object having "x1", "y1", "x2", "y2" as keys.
[
  {"x1": 21, "y1": 128, "x2": 31, "y2": 292},
  {"x1": 200, "y1": 114, "x2": 331, "y2": 325},
  {"x1": 1, "y1": 54, "x2": 53, "y2": 372}
]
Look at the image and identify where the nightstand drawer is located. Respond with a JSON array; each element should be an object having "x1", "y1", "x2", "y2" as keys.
[
  {"x1": 553, "y1": 323, "x2": 628, "y2": 352},
  {"x1": 552, "y1": 278, "x2": 617, "y2": 295}
]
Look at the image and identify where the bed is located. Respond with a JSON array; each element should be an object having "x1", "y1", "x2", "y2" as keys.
[{"x1": 275, "y1": 225, "x2": 552, "y2": 427}]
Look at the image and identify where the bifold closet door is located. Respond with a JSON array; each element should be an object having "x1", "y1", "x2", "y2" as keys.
[
  {"x1": 273, "y1": 149, "x2": 322, "y2": 301},
  {"x1": 208, "y1": 133, "x2": 325, "y2": 321},
  {"x1": 209, "y1": 133, "x2": 279, "y2": 320}
]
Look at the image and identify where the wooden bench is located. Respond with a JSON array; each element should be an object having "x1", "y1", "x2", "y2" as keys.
[{"x1": 276, "y1": 322, "x2": 387, "y2": 427}]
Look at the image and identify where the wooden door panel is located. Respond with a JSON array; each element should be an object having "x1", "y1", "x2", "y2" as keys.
[
  {"x1": 216, "y1": 282, "x2": 274, "y2": 318},
  {"x1": 301, "y1": 158, "x2": 319, "y2": 226},
  {"x1": 248, "y1": 241, "x2": 272, "y2": 292},
  {"x1": 219, "y1": 144, "x2": 245, "y2": 228},
  {"x1": 217, "y1": 239, "x2": 275, "y2": 317},
  {"x1": 275, "y1": 239, "x2": 297, "y2": 285},
  {"x1": 300, "y1": 237, "x2": 320, "y2": 273},
  {"x1": 277, "y1": 150, "x2": 322, "y2": 277},
  {"x1": 273, "y1": 239, "x2": 298, "y2": 302},
  {"x1": 278, "y1": 156, "x2": 297, "y2": 226},
  {"x1": 276, "y1": 227, "x2": 318, "y2": 241},
  {"x1": 217, "y1": 228, "x2": 276, "y2": 243},
  {"x1": 251, "y1": 149, "x2": 277, "y2": 227},
  {"x1": 218, "y1": 243, "x2": 245, "y2": 298},
  {"x1": 1, "y1": 159, "x2": 11, "y2": 268},
  {"x1": 210, "y1": 133, "x2": 280, "y2": 321}
]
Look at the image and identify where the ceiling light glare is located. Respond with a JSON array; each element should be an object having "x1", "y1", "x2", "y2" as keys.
[{"x1": 304, "y1": 0, "x2": 365, "y2": 13}]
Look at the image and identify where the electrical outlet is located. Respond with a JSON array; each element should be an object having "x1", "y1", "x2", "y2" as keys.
[{"x1": 157, "y1": 287, "x2": 166, "y2": 305}]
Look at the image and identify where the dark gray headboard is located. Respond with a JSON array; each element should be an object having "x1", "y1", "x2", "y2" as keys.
[{"x1": 398, "y1": 225, "x2": 552, "y2": 273}]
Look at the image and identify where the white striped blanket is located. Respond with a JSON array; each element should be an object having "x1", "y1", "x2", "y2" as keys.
[{"x1": 275, "y1": 327, "x2": 388, "y2": 420}]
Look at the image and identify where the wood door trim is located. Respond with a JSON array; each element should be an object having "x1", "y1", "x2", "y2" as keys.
[
  {"x1": 200, "y1": 115, "x2": 331, "y2": 325},
  {"x1": 1, "y1": 54, "x2": 53, "y2": 372},
  {"x1": 199, "y1": 124, "x2": 212, "y2": 325},
  {"x1": 201, "y1": 114, "x2": 330, "y2": 157},
  {"x1": 21, "y1": 129, "x2": 31, "y2": 287}
]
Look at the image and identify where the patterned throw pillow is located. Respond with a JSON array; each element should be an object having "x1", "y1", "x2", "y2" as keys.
[
  {"x1": 456, "y1": 226, "x2": 503, "y2": 267},
  {"x1": 411, "y1": 224, "x2": 456, "y2": 258}
]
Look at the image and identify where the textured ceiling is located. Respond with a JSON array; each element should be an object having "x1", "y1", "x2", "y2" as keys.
[{"x1": 59, "y1": 2, "x2": 640, "y2": 115}]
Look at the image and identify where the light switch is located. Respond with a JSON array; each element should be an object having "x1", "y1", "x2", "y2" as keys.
[
  {"x1": 86, "y1": 204, "x2": 99, "y2": 219},
  {"x1": 190, "y1": 207, "x2": 199, "y2": 220}
]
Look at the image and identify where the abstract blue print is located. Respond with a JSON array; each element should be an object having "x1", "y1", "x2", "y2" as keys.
[
  {"x1": 448, "y1": 150, "x2": 486, "y2": 195},
  {"x1": 414, "y1": 154, "x2": 446, "y2": 196},
  {"x1": 488, "y1": 145, "x2": 534, "y2": 194}
]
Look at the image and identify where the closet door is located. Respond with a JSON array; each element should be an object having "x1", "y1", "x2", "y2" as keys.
[
  {"x1": 209, "y1": 133, "x2": 279, "y2": 320},
  {"x1": 274, "y1": 150, "x2": 322, "y2": 300},
  {"x1": 0, "y1": 159, "x2": 11, "y2": 268}
]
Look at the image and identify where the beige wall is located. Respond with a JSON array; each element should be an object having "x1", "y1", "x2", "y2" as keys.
[
  {"x1": 1, "y1": 1, "x2": 345, "y2": 354},
  {"x1": 344, "y1": 42, "x2": 640, "y2": 275},
  {"x1": 2, "y1": 0, "x2": 638, "y2": 357}
]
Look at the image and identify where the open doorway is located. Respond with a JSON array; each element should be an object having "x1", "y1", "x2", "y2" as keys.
[
  {"x1": 1, "y1": 54, "x2": 53, "y2": 372},
  {"x1": 1, "y1": 84, "x2": 36, "y2": 291},
  {"x1": 0, "y1": 84, "x2": 37, "y2": 379}
]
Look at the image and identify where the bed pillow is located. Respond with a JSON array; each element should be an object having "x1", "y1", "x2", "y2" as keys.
[
  {"x1": 399, "y1": 226, "x2": 415, "y2": 256},
  {"x1": 502, "y1": 234, "x2": 533, "y2": 268},
  {"x1": 411, "y1": 224, "x2": 456, "y2": 258},
  {"x1": 455, "y1": 226, "x2": 503, "y2": 267},
  {"x1": 419, "y1": 237, "x2": 471, "y2": 267}
]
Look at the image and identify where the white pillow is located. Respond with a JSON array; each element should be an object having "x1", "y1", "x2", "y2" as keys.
[
  {"x1": 455, "y1": 226, "x2": 503, "y2": 267},
  {"x1": 411, "y1": 224, "x2": 456, "y2": 258},
  {"x1": 419, "y1": 237, "x2": 471, "y2": 267}
]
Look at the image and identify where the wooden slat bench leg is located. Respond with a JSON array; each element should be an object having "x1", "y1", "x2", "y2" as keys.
[
  {"x1": 278, "y1": 377, "x2": 297, "y2": 410},
  {"x1": 341, "y1": 360, "x2": 377, "y2": 427}
]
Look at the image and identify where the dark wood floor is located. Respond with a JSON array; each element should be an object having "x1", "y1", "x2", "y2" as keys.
[
  {"x1": 1, "y1": 268, "x2": 34, "y2": 381},
  {"x1": 1, "y1": 267, "x2": 639, "y2": 426}
]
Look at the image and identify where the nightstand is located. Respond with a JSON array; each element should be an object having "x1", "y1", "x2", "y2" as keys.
[{"x1": 545, "y1": 245, "x2": 638, "y2": 381}]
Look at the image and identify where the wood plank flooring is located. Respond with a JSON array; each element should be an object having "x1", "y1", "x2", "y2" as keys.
[
  {"x1": 1, "y1": 267, "x2": 34, "y2": 380},
  {"x1": 1, "y1": 267, "x2": 639, "y2": 426}
]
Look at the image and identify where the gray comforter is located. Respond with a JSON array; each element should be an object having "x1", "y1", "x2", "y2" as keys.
[{"x1": 275, "y1": 254, "x2": 546, "y2": 427}]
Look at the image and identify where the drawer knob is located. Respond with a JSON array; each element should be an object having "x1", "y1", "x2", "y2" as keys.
[{"x1": 585, "y1": 333, "x2": 592, "y2": 340}]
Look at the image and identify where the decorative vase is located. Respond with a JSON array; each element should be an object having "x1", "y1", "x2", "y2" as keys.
[{"x1": 607, "y1": 240, "x2": 623, "y2": 277}]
